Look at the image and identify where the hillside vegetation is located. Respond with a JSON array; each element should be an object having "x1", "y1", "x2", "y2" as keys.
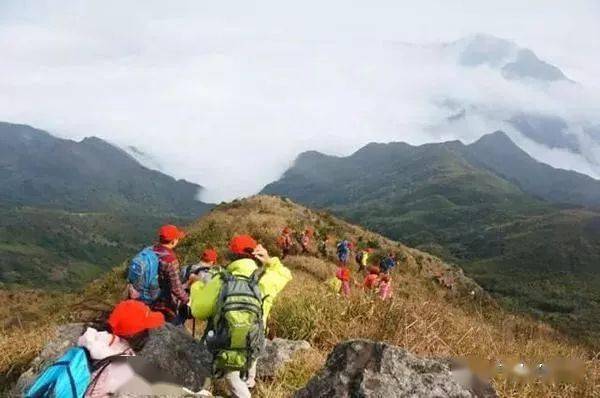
[
  {"x1": 3, "y1": 196, "x2": 600, "y2": 397},
  {"x1": 262, "y1": 132, "x2": 600, "y2": 345},
  {"x1": 0, "y1": 121, "x2": 213, "y2": 289}
]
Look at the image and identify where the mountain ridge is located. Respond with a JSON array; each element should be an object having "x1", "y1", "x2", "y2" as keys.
[
  {"x1": 0, "y1": 121, "x2": 211, "y2": 217},
  {"x1": 262, "y1": 131, "x2": 600, "y2": 343}
]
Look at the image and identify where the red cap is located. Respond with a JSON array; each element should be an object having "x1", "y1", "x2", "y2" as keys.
[
  {"x1": 283, "y1": 227, "x2": 291, "y2": 234},
  {"x1": 202, "y1": 248, "x2": 218, "y2": 263},
  {"x1": 229, "y1": 234, "x2": 258, "y2": 255},
  {"x1": 108, "y1": 300, "x2": 165, "y2": 337},
  {"x1": 368, "y1": 266, "x2": 380, "y2": 274},
  {"x1": 158, "y1": 225, "x2": 185, "y2": 242}
]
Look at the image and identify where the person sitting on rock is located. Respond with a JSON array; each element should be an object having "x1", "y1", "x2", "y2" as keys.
[
  {"x1": 190, "y1": 235, "x2": 292, "y2": 398},
  {"x1": 78, "y1": 300, "x2": 166, "y2": 397}
]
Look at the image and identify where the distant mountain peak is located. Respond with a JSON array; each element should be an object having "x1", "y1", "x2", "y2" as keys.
[
  {"x1": 502, "y1": 48, "x2": 570, "y2": 82},
  {"x1": 449, "y1": 33, "x2": 570, "y2": 83}
]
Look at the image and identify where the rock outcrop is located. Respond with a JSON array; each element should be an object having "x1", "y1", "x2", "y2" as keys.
[
  {"x1": 14, "y1": 323, "x2": 311, "y2": 395},
  {"x1": 137, "y1": 323, "x2": 213, "y2": 391},
  {"x1": 13, "y1": 323, "x2": 86, "y2": 395},
  {"x1": 295, "y1": 340, "x2": 497, "y2": 398},
  {"x1": 257, "y1": 337, "x2": 311, "y2": 378}
]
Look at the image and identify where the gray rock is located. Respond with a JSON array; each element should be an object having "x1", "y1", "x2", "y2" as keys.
[
  {"x1": 258, "y1": 338, "x2": 311, "y2": 378},
  {"x1": 13, "y1": 323, "x2": 86, "y2": 396},
  {"x1": 295, "y1": 340, "x2": 495, "y2": 398},
  {"x1": 137, "y1": 323, "x2": 213, "y2": 391},
  {"x1": 13, "y1": 321, "x2": 310, "y2": 396}
]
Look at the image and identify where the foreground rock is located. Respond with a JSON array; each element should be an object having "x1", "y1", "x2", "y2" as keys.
[
  {"x1": 257, "y1": 337, "x2": 311, "y2": 378},
  {"x1": 14, "y1": 323, "x2": 310, "y2": 395},
  {"x1": 13, "y1": 323, "x2": 86, "y2": 396},
  {"x1": 295, "y1": 340, "x2": 497, "y2": 398}
]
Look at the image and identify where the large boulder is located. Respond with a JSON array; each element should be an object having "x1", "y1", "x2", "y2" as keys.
[
  {"x1": 13, "y1": 322, "x2": 311, "y2": 395},
  {"x1": 13, "y1": 323, "x2": 86, "y2": 396},
  {"x1": 295, "y1": 340, "x2": 497, "y2": 398},
  {"x1": 257, "y1": 338, "x2": 311, "y2": 378},
  {"x1": 137, "y1": 323, "x2": 213, "y2": 391}
]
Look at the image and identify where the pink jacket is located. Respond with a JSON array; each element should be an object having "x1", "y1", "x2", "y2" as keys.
[
  {"x1": 78, "y1": 328, "x2": 136, "y2": 398},
  {"x1": 378, "y1": 280, "x2": 392, "y2": 300}
]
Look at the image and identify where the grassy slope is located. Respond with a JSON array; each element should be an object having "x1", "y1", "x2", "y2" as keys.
[
  {"x1": 263, "y1": 143, "x2": 600, "y2": 345},
  {"x1": 3, "y1": 196, "x2": 600, "y2": 397}
]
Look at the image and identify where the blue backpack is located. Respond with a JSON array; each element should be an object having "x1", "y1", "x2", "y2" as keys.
[
  {"x1": 25, "y1": 347, "x2": 92, "y2": 398},
  {"x1": 380, "y1": 257, "x2": 396, "y2": 273},
  {"x1": 128, "y1": 246, "x2": 161, "y2": 304},
  {"x1": 337, "y1": 240, "x2": 350, "y2": 255}
]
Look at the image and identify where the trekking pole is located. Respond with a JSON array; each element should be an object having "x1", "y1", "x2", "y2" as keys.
[{"x1": 192, "y1": 318, "x2": 196, "y2": 338}]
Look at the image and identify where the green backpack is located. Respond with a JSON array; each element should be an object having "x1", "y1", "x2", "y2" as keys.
[{"x1": 206, "y1": 269, "x2": 266, "y2": 378}]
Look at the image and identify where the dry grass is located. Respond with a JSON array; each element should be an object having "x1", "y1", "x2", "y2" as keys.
[{"x1": 4, "y1": 195, "x2": 600, "y2": 397}]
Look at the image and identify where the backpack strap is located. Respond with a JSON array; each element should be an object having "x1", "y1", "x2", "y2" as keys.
[{"x1": 86, "y1": 351, "x2": 132, "y2": 396}]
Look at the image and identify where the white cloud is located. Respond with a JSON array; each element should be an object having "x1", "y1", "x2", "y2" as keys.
[{"x1": 0, "y1": 1, "x2": 599, "y2": 201}]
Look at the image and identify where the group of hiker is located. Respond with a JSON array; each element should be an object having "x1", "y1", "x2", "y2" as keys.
[
  {"x1": 276, "y1": 226, "x2": 314, "y2": 258},
  {"x1": 26, "y1": 223, "x2": 399, "y2": 398},
  {"x1": 276, "y1": 227, "x2": 397, "y2": 300},
  {"x1": 26, "y1": 224, "x2": 292, "y2": 398},
  {"x1": 332, "y1": 237, "x2": 397, "y2": 300}
]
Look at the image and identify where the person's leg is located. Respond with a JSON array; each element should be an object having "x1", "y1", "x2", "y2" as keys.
[
  {"x1": 224, "y1": 371, "x2": 251, "y2": 398},
  {"x1": 341, "y1": 280, "x2": 350, "y2": 297},
  {"x1": 245, "y1": 360, "x2": 258, "y2": 389}
]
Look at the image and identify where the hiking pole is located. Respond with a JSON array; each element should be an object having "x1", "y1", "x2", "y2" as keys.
[{"x1": 192, "y1": 318, "x2": 196, "y2": 338}]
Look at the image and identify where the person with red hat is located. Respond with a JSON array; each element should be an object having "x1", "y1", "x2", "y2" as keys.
[
  {"x1": 190, "y1": 234, "x2": 292, "y2": 398},
  {"x1": 299, "y1": 228, "x2": 313, "y2": 254},
  {"x1": 76, "y1": 300, "x2": 166, "y2": 397},
  {"x1": 182, "y1": 247, "x2": 220, "y2": 288},
  {"x1": 276, "y1": 227, "x2": 294, "y2": 259},
  {"x1": 149, "y1": 224, "x2": 189, "y2": 324}
]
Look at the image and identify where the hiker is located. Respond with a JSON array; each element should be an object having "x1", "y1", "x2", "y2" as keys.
[
  {"x1": 335, "y1": 265, "x2": 351, "y2": 297},
  {"x1": 378, "y1": 274, "x2": 392, "y2": 301},
  {"x1": 26, "y1": 300, "x2": 166, "y2": 398},
  {"x1": 336, "y1": 239, "x2": 351, "y2": 266},
  {"x1": 318, "y1": 235, "x2": 329, "y2": 258},
  {"x1": 83, "y1": 300, "x2": 167, "y2": 397},
  {"x1": 300, "y1": 228, "x2": 313, "y2": 254},
  {"x1": 277, "y1": 227, "x2": 294, "y2": 259},
  {"x1": 355, "y1": 248, "x2": 372, "y2": 273},
  {"x1": 190, "y1": 234, "x2": 292, "y2": 398},
  {"x1": 379, "y1": 252, "x2": 397, "y2": 274},
  {"x1": 127, "y1": 224, "x2": 190, "y2": 325},
  {"x1": 182, "y1": 248, "x2": 220, "y2": 288},
  {"x1": 363, "y1": 266, "x2": 381, "y2": 291}
]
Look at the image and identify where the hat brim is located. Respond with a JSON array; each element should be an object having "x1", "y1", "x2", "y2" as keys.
[{"x1": 144, "y1": 310, "x2": 165, "y2": 330}]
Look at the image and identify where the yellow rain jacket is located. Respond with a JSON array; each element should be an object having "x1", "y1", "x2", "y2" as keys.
[{"x1": 190, "y1": 257, "x2": 292, "y2": 326}]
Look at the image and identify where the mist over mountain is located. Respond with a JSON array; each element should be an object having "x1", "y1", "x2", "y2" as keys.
[
  {"x1": 1, "y1": 2, "x2": 598, "y2": 202},
  {"x1": 449, "y1": 34, "x2": 571, "y2": 82}
]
